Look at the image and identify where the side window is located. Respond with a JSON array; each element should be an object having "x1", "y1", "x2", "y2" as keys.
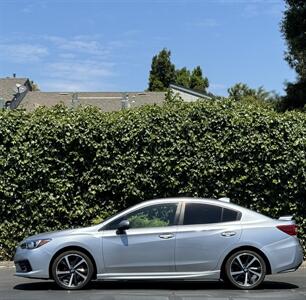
[
  {"x1": 183, "y1": 203, "x2": 222, "y2": 225},
  {"x1": 222, "y1": 208, "x2": 241, "y2": 222},
  {"x1": 104, "y1": 203, "x2": 178, "y2": 230}
]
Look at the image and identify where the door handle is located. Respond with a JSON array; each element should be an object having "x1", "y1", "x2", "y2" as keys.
[
  {"x1": 159, "y1": 233, "x2": 174, "y2": 239},
  {"x1": 221, "y1": 231, "x2": 236, "y2": 237}
]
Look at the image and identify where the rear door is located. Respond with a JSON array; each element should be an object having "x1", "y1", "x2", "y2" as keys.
[{"x1": 175, "y1": 202, "x2": 242, "y2": 272}]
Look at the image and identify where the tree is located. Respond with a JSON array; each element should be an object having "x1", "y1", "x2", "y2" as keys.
[
  {"x1": 281, "y1": 0, "x2": 306, "y2": 109},
  {"x1": 189, "y1": 66, "x2": 209, "y2": 92},
  {"x1": 175, "y1": 67, "x2": 190, "y2": 88},
  {"x1": 228, "y1": 83, "x2": 255, "y2": 101},
  {"x1": 164, "y1": 88, "x2": 183, "y2": 104},
  {"x1": 148, "y1": 48, "x2": 176, "y2": 91},
  {"x1": 30, "y1": 80, "x2": 40, "y2": 91},
  {"x1": 148, "y1": 49, "x2": 210, "y2": 93},
  {"x1": 228, "y1": 83, "x2": 278, "y2": 102}
]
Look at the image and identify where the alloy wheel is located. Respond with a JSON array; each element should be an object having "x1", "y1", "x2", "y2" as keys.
[
  {"x1": 53, "y1": 252, "x2": 93, "y2": 289},
  {"x1": 226, "y1": 250, "x2": 266, "y2": 289}
]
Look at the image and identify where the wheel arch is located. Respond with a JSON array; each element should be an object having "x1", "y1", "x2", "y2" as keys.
[
  {"x1": 49, "y1": 246, "x2": 98, "y2": 279},
  {"x1": 220, "y1": 245, "x2": 272, "y2": 279}
]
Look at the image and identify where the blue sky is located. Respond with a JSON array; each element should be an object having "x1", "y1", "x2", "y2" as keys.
[{"x1": 0, "y1": 0, "x2": 295, "y2": 95}]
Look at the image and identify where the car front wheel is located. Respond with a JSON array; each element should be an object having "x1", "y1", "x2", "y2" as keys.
[
  {"x1": 51, "y1": 250, "x2": 94, "y2": 290},
  {"x1": 225, "y1": 250, "x2": 266, "y2": 290}
]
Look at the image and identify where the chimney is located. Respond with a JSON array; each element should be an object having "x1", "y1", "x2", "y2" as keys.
[
  {"x1": 13, "y1": 73, "x2": 16, "y2": 78},
  {"x1": 121, "y1": 93, "x2": 130, "y2": 110}
]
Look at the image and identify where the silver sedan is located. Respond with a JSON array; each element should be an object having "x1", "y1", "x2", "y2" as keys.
[{"x1": 14, "y1": 197, "x2": 303, "y2": 290}]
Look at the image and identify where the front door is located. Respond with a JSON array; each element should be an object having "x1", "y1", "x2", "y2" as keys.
[{"x1": 102, "y1": 202, "x2": 179, "y2": 273}]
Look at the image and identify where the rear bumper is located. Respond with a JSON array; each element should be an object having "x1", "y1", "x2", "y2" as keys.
[
  {"x1": 261, "y1": 237, "x2": 303, "y2": 274},
  {"x1": 278, "y1": 261, "x2": 303, "y2": 273}
]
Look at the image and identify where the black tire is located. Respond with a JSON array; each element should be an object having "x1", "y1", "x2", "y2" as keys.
[
  {"x1": 224, "y1": 250, "x2": 266, "y2": 290},
  {"x1": 51, "y1": 250, "x2": 94, "y2": 290}
]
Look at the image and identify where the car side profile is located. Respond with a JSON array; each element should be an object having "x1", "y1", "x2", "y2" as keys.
[{"x1": 14, "y1": 197, "x2": 303, "y2": 290}]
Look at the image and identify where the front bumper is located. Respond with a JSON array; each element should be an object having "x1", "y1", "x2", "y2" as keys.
[{"x1": 14, "y1": 246, "x2": 52, "y2": 279}]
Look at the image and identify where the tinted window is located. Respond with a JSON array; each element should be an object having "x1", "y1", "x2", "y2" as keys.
[
  {"x1": 183, "y1": 203, "x2": 222, "y2": 225},
  {"x1": 104, "y1": 203, "x2": 178, "y2": 230},
  {"x1": 222, "y1": 208, "x2": 240, "y2": 222}
]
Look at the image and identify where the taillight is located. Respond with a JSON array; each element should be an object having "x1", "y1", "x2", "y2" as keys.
[{"x1": 277, "y1": 224, "x2": 298, "y2": 236}]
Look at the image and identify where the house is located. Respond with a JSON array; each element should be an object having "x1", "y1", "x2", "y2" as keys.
[
  {"x1": 0, "y1": 76, "x2": 213, "y2": 111},
  {"x1": 0, "y1": 76, "x2": 33, "y2": 109},
  {"x1": 19, "y1": 91, "x2": 166, "y2": 112},
  {"x1": 170, "y1": 84, "x2": 212, "y2": 102}
]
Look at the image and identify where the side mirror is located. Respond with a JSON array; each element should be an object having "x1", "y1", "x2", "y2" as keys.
[{"x1": 116, "y1": 219, "x2": 130, "y2": 234}]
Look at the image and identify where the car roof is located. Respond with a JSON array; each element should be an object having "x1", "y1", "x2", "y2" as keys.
[
  {"x1": 138, "y1": 197, "x2": 272, "y2": 221},
  {"x1": 140, "y1": 197, "x2": 237, "y2": 208}
]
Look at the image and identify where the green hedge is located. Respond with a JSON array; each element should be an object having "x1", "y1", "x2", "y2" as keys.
[{"x1": 0, "y1": 100, "x2": 305, "y2": 260}]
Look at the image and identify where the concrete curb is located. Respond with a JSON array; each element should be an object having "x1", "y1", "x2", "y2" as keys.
[
  {"x1": 0, "y1": 261, "x2": 14, "y2": 269},
  {"x1": 0, "y1": 261, "x2": 305, "y2": 270}
]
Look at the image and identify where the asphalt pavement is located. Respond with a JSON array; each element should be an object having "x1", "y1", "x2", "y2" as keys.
[{"x1": 0, "y1": 267, "x2": 305, "y2": 300}]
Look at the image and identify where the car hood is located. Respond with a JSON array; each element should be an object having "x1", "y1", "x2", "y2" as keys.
[{"x1": 23, "y1": 225, "x2": 100, "y2": 242}]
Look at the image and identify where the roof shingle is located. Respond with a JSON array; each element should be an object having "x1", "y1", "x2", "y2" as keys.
[
  {"x1": 0, "y1": 78, "x2": 29, "y2": 102},
  {"x1": 19, "y1": 91, "x2": 166, "y2": 111}
]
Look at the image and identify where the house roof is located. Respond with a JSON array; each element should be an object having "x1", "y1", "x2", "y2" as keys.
[
  {"x1": 170, "y1": 84, "x2": 212, "y2": 99},
  {"x1": 19, "y1": 91, "x2": 166, "y2": 111},
  {"x1": 0, "y1": 78, "x2": 30, "y2": 102}
]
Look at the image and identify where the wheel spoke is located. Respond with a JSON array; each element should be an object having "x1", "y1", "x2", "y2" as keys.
[
  {"x1": 244, "y1": 272, "x2": 248, "y2": 286},
  {"x1": 56, "y1": 271, "x2": 70, "y2": 275},
  {"x1": 68, "y1": 274, "x2": 74, "y2": 287},
  {"x1": 73, "y1": 258, "x2": 85, "y2": 269},
  {"x1": 236, "y1": 256, "x2": 245, "y2": 269},
  {"x1": 76, "y1": 270, "x2": 87, "y2": 280},
  {"x1": 231, "y1": 270, "x2": 244, "y2": 276},
  {"x1": 249, "y1": 269, "x2": 261, "y2": 277},
  {"x1": 64, "y1": 256, "x2": 71, "y2": 269},
  {"x1": 246, "y1": 257, "x2": 257, "y2": 268}
]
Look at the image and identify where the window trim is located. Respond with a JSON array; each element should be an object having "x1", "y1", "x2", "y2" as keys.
[
  {"x1": 101, "y1": 201, "x2": 182, "y2": 231},
  {"x1": 179, "y1": 201, "x2": 241, "y2": 226}
]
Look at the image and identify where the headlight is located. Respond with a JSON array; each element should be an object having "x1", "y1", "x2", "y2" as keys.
[{"x1": 20, "y1": 239, "x2": 51, "y2": 250}]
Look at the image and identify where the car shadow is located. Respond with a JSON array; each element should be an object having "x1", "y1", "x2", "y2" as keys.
[{"x1": 14, "y1": 280, "x2": 299, "y2": 291}]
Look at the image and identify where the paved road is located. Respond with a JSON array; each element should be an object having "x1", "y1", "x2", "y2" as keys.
[{"x1": 0, "y1": 268, "x2": 305, "y2": 300}]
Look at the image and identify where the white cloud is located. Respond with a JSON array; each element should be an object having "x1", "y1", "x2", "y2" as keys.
[
  {"x1": 58, "y1": 53, "x2": 77, "y2": 59},
  {"x1": 1, "y1": 34, "x2": 129, "y2": 91},
  {"x1": 21, "y1": 7, "x2": 32, "y2": 14},
  {"x1": 242, "y1": 1, "x2": 283, "y2": 18},
  {"x1": 123, "y1": 29, "x2": 142, "y2": 37},
  {"x1": 40, "y1": 81, "x2": 85, "y2": 91},
  {"x1": 45, "y1": 36, "x2": 111, "y2": 56},
  {"x1": 210, "y1": 83, "x2": 227, "y2": 89},
  {"x1": 40, "y1": 79, "x2": 117, "y2": 92},
  {"x1": 0, "y1": 43, "x2": 48, "y2": 63},
  {"x1": 209, "y1": 83, "x2": 228, "y2": 96},
  {"x1": 214, "y1": 0, "x2": 280, "y2": 3},
  {"x1": 210, "y1": 0, "x2": 283, "y2": 18},
  {"x1": 187, "y1": 18, "x2": 219, "y2": 28},
  {"x1": 47, "y1": 60, "x2": 114, "y2": 82}
]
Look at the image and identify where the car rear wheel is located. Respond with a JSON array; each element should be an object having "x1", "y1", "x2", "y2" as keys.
[
  {"x1": 52, "y1": 250, "x2": 94, "y2": 290},
  {"x1": 225, "y1": 250, "x2": 266, "y2": 290}
]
